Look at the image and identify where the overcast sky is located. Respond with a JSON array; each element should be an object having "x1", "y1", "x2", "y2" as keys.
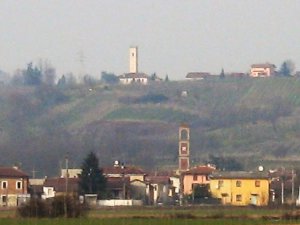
[{"x1": 0, "y1": 0, "x2": 299, "y2": 80}]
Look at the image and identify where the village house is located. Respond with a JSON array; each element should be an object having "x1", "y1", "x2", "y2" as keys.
[
  {"x1": 29, "y1": 178, "x2": 45, "y2": 199},
  {"x1": 61, "y1": 169, "x2": 82, "y2": 178},
  {"x1": 102, "y1": 161, "x2": 146, "y2": 182},
  {"x1": 145, "y1": 175, "x2": 175, "y2": 205},
  {"x1": 118, "y1": 73, "x2": 149, "y2": 85},
  {"x1": 0, "y1": 167, "x2": 30, "y2": 207},
  {"x1": 182, "y1": 165, "x2": 216, "y2": 195},
  {"x1": 104, "y1": 176, "x2": 130, "y2": 200},
  {"x1": 209, "y1": 171, "x2": 269, "y2": 206},
  {"x1": 250, "y1": 63, "x2": 276, "y2": 77},
  {"x1": 130, "y1": 179, "x2": 154, "y2": 205},
  {"x1": 42, "y1": 177, "x2": 79, "y2": 199}
]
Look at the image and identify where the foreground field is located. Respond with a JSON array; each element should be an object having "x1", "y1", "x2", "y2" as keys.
[
  {"x1": 0, "y1": 218, "x2": 299, "y2": 225},
  {"x1": 1, "y1": 206, "x2": 300, "y2": 225}
]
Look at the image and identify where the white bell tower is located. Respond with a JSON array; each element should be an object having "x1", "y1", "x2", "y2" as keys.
[{"x1": 129, "y1": 46, "x2": 138, "y2": 73}]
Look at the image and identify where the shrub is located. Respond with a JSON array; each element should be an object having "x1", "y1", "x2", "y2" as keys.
[
  {"x1": 49, "y1": 195, "x2": 85, "y2": 218},
  {"x1": 17, "y1": 195, "x2": 86, "y2": 218},
  {"x1": 17, "y1": 198, "x2": 48, "y2": 218}
]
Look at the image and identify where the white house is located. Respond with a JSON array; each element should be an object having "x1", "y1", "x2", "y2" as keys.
[
  {"x1": 250, "y1": 63, "x2": 276, "y2": 77},
  {"x1": 119, "y1": 73, "x2": 149, "y2": 85}
]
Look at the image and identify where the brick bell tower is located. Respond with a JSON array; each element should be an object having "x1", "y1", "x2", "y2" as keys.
[{"x1": 178, "y1": 123, "x2": 190, "y2": 172}]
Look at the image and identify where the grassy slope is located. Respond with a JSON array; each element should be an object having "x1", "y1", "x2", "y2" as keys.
[
  {"x1": 2, "y1": 77, "x2": 300, "y2": 174},
  {"x1": 59, "y1": 78, "x2": 300, "y2": 168}
]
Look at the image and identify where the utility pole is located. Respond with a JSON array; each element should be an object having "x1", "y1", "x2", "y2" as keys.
[
  {"x1": 121, "y1": 163, "x2": 125, "y2": 199},
  {"x1": 281, "y1": 167, "x2": 285, "y2": 205},
  {"x1": 281, "y1": 181, "x2": 284, "y2": 204},
  {"x1": 64, "y1": 154, "x2": 69, "y2": 218},
  {"x1": 292, "y1": 169, "x2": 295, "y2": 202}
]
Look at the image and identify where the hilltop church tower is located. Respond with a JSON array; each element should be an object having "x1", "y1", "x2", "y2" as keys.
[
  {"x1": 178, "y1": 124, "x2": 190, "y2": 172},
  {"x1": 129, "y1": 46, "x2": 138, "y2": 73}
]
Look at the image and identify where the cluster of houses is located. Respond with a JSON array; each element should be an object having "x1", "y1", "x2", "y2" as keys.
[
  {"x1": 0, "y1": 159, "x2": 296, "y2": 208},
  {"x1": 0, "y1": 124, "x2": 297, "y2": 208}
]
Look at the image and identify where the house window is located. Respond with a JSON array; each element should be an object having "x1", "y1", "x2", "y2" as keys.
[
  {"x1": 255, "y1": 180, "x2": 260, "y2": 187},
  {"x1": 236, "y1": 194, "x2": 242, "y2": 202},
  {"x1": 16, "y1": 181, "x2": 22, "y2": 190},
  {"x1": 218, "y1": 180, "x2": 224, "y2": 188},
  {"x1": 2, "y1": 196, "x2": 7, "y2": 204},
  {"x1": 193, "y1": 175, "x2": 197, "y2": 181},
  {"x1": 236, "y1": 180, "x2": 242, "y2": 187},
  {"x1": 1, "y1": 181, "x2": 7, "y2": 189}
]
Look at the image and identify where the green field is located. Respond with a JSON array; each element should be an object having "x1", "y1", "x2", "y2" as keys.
[
  {"x1": 1, "y1": 206, "x2": 300, "y2": 225},
  {"x1": 0, "y1": 218, "x2": 298, "y2": 225}
]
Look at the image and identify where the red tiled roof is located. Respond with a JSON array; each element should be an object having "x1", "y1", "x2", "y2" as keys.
[
  {"x1": 251, "y1": 63, "x2": 276, "y2": 69},
  {"x1": 106, "y1": 177, "x2": 130, "y2": 189},
  {"x1": 210, "y1": 171, "x2": 269, "y2": 179},
  {"x1": 183, "y1": 166, "x2": 215, "y2": 175},
  {"x1": 44, "y1": 177, "x2": 79, "y2": 192},
  {"x1": 0, "y1": 167, "x2": 29, "y2": 178},
  {"x1": 102, "y1": 166, "x2": 146, "y2": 176}
]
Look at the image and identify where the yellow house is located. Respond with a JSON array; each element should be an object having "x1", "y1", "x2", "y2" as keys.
[{"x1": 210, "y1": 171, "x2": 269, "y2": 206}]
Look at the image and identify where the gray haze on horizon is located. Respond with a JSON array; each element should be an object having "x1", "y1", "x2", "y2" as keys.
[{"x1": 0, "y1": 0, "x2": 299, "y2": 80}]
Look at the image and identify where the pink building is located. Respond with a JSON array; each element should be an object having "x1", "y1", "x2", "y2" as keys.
[{"x1": 182, "y1": 165, "x2": 215, "y2": 195}]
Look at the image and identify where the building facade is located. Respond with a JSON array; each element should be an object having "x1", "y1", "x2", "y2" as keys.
[
  {"x1": 119, "y1": 73, "x2": 149, "y2": 85},
  {"x1": 210, "y1": 171, "x2": 269, "y2": 206},
  {"x1": 250, "y1": 63, "x2": 276, "y2": 77},
  {"x1": 182, "y1": 165, "x2": 215, "y2": 195},
  {"x1": 0, "y1": 167, "x2": 29, "y2": 207}
]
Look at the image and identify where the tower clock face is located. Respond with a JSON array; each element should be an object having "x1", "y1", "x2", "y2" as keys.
[{"x1": 180, "y1": 143, "x2": 188, "y2": 154}]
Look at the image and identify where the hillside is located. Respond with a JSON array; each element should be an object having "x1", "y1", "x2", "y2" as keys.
[{"x1": 1, "y1": 77, "x2": 300, "y2": 176}]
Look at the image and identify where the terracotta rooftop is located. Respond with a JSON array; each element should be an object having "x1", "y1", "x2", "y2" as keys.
[
  {"x1": 251, "y1": 63, "x2": 276, "y2": 68},
  {"x1": 183, "y1": 165, "x2": 216, "y2": 175},
  {"x1": 0, "y1": 167, "x2": 29, "y2": 178},
  {"x1": 44, "y1": 177, "x2": 79, "y2": 192},
  {"x1": 106, "y1": 177, "x2": 130, "y2": 189},
  {"x1": 210, "y1": 171, "x2": 269, "y2": 179},
  {"x1": 102, "y1": 166, "x2": 146, "y2": 176}
]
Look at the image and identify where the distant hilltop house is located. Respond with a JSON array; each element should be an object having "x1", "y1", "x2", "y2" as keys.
[
  {"x1": 186, "y1": 72, "x2": 211, "y2": 80},
  {"x1": 250, "y1": 63, "x2": 276, "y2": 77},
  {"x1": 119, "y1": 46, "x2": 149, "y2": 85},
  {"x1": 119, "y1": 73, "x2": 149, "y2": 85}
]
